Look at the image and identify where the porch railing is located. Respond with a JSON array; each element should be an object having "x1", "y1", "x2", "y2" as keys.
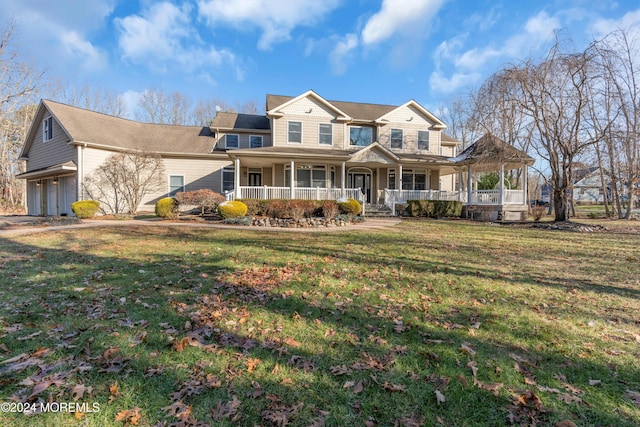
[
  {"x1": 384, "y1": 189, "x2": 526, "y2": 215},
  {"x1": 225, "y1": 186, "x2": 366, "y2": 214}
]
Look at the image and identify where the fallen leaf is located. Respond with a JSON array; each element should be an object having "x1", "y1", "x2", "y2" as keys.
[
  {"x1": 28, "y1": 381, "x2": 52, "y2": 399},
  {"x1": 71, "y1": 384, "x2": 93, "y2": 401},
  {"x1": 460, "y1": 342, "x2": 476, "y2": 356},
  {"x1": 115, "y1": 407, "x2": 142, "y2": 425},
  {"x1": 588, "y1": 379, "x2": 601, "y2": 386},
  {"x1": 435, "y1": 389, "x2": 446, "y2": 405},
  {"x1": 553, "y1": 421, "x2": 577, "y2": 427},
  {"x1": 382, "y1": 382, "x2": 407, "y2": 392},
  {"x1": 558, "y1": 393, "x2": 582, "y2": 404}
]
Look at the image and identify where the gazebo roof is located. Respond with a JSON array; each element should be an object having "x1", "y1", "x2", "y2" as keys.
[{"x1": 451, "y1": 134, "x2": 534, "y2": 170}]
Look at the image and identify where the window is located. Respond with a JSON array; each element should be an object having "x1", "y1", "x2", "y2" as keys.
[
  {"x1": 390, "y1": 129, "x2": 403, "y2": 149},
  {"x1": 402, "y1": 169, "x2": 428, "y2": 190},
  {"x1": 288, "y1": 121, "x2": 302, "y2": 143},
  {"x1": 319, "y1": 123, "x2": 332, "y2": 145},
  {"x1": 418, "y1": 131, "x2": 430, "y2": 150},
  {"x1": 43, "y1": 117, "x2": 53, "y2": 141},
  {"x1": 349, "y1": 126, "x2": 373, "y2": 146},
  {"x1": 168, "y1": 175, "x2": 184, "y2": 197},
  {"x1": 250, "y1": 135, "x2": 263, "y2": 148},
  {"x1": 225, "y1": 134, "x2": 239, "y2": 149},
  {"x1": 222, "y1": 167, "x2": 235, "y2": 192},
  {"x1": 387, "y1": 169, "x2": 396, "y2": 190},
  {"x1": 285, "y1": 165, "x2": 327, "y2": 188}
]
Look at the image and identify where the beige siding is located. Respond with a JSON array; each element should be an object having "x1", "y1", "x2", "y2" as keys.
[
  {"x1": 279, "y1": 97, "x2": 337, "y2": 118},
  {"x1": 26, "y1": 115, "x2": 76, "y2": 171},
  {"x1": 139, "y1": 157, "x2": 232, "y2": 209},
  {"x1": 272, "y1": 116, "x2": 344, "y2": 149},
  {"x1": 215, "y1": 132, "x2": 272, "y2": 150},
  {"x1": 377, "y1": 125, "x2": 442, "y2": 155}
]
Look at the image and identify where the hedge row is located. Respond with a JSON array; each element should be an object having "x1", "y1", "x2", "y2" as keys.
[
  {"x1": 238, "y1": 198, "x2": 361, "y2": 219},
  {"x1": 406, "y1": 200, "x2": 462, "y2": 218}
]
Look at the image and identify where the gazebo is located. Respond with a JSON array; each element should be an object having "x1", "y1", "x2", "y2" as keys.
[{"x1": 453, "y1": 134, "x2": 535, "y2": 221}]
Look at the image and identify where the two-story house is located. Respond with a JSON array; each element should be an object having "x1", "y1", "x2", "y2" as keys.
[
  {"x1": 18, "y1": 89, "x2": 533, "y2": 219},
  {"x1": 212, "y1": 90, "x2": 458, "y2": 205}
]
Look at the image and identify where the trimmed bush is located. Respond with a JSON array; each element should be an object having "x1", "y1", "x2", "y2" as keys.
[
  {"x1": 289, "y1": 200, "x2": 316, "y2": 219},
  {"x1": 338, "y1": 198, "x2": 362, "y2": 215},
  {"x1": 71, "y1": 200, "x2": 100, "y2": 219},
  {"x1": 321, "y1": 200, "x2": 339, "y2": 219},
  {"x1": 175, "y1": 189, "x2": 224, "y2": 215},
  {"x1": 155, "y1": 197, "x2": 179, "y2": 219},
  {"x1": 406, "y1": 200, "x2": 462, "y2": 218},
  {"x1": 218, "y1": 200, "x2": 248, "y2": 219},
  {"x1": 239, "y1": 199, "x2": 271, "y2": 216}
]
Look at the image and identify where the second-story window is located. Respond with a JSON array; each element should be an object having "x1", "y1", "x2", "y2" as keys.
[
  {"x1": 418, "y1": 131, "x2": 430, "y2": 150},
  {"x1": 225, "y1": 134, "x2": 239, "y2": 149},
  {"x1": 390, "y1": 128, "x2": 403, "y2": 149},
  {"x1": 250, "y1": 135, "x2": 263, "y2": 148},
  {"x1": 288, "y1": 121, "x2": 302, "y2": 143},
  {"x1": 43, "y1": 116, "x2": 53, "y2": 142},
  {"x1": 349, "y1": 126, "x2": 373, "y2": 147},
  {"x1": 319, "y1": 123, "x2": 332, "y2": 145}
]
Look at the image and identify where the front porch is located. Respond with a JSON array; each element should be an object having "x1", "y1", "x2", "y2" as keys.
[{"x1": 226, "y1": 185, "x2": 528, "y2": 218}]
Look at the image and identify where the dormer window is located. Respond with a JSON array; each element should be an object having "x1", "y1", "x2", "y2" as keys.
[{"x1": 43, "y1": 116, "x2": 53, "y2": 141}]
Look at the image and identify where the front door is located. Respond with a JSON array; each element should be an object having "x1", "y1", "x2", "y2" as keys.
[
  {"x1": 248, "y1": 172, "x2": 262, "y2": 186},
  {"x1": 351, "y1": 173, "x2": 371, "y2": 203}
]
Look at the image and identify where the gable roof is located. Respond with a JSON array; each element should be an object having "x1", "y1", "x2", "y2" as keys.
[
  {"x1": 21, "y1": 100, "x2": 220, "y2": 158},
  {"x1": 210, "y1": 111, "x2": 270, "y2": 131},
  {"x1": 376, "y1": 100, "x2": 447, "y2": 129},
  {"x1": 266, "y1": 90, "x2": 352, "y2": 120},
  {"x1": 267, "y1": 93, "x2": 414, "y2": 123}
]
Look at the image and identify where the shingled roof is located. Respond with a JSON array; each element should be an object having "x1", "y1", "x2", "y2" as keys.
[
  {"x1": 210, "y1": 111, "x2": 270, "y2": 130},
  {"x1": 266, "y1": 94, "x2": 396, "y2": 122},
  {"x1": 452, "y1": 134, "x2": 534, "y2": 170},
  {"x1": 27, "y1": 100, "x2": 219, "y2": 156}
]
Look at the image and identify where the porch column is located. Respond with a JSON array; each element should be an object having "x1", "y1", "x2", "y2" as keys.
[
  {"x1": 290, "y1": 160, "x2": 295, "y2": 199},
  {"x1": 523, "y1": 164, "x2": 528, "y2": 205},
  {"x1": 499, "y1": 163, "x2": 505, "y2": 205},
  {"x1": 234, "y1": 158, "x2": 241, "y2": 199},
  {"x1": 76, "y1": 145, "x2": 83, "y2": 201},
  {"x1": 398, "y1": 164, "x2": 403, "y2": 190},
  {"x1": 467, "y1": 165, "x2": 473, "y2": 203},
  {"x1": 458, "y1": 169, "x2": 463, "y2": 202},
  {"x1": 341, "y1": 161, "x2": 346, "y2": 198}
]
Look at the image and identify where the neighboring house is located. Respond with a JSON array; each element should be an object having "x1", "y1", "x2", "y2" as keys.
[
  {"x1": 18, "y1": 90, "x2": 533, "y2": 220},
  {"x1": 573, "y1": 169, "x2": 610, "y2": 204}
]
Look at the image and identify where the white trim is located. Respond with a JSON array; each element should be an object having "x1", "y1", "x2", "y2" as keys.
[
  {"x1": 249, "y1": 135, "x2": 263, "y2": 148},
  {"x1": 417, "y1": 130, "x2": 430, "y2": 151},
  {"x1": 168, "y1": 174, "x2": 185, "y2": 197},
  {"x1": 222, "y1": 165, "x2": 235, "y2": 193},
  {"x1": 318, "y1": 122, "x2": 333, "y2": 146},
  {"x1": 225, "y1": 134, "x2": 240, "y2": 149},
  {"x1": 43, "y1": 116, "x2": 53, "y2": 142},
  {"x1": 287, "y1": 120, "x2": 302, "y2": 144},
  {"x1": 390, "y1": 128, "x2": 403, "y2": 149},
  {"x1": 267, "y1": 90, "x2": 352, "y2": 121}
]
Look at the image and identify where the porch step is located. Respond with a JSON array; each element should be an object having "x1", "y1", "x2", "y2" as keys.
[{"x1": 364, "y1": 205, "x2": 395, "y2": 218}]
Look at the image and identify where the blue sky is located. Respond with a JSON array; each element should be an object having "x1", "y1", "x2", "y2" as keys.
[{"x1": 3, "y1": 0, "x2": 640, "y2": 118}]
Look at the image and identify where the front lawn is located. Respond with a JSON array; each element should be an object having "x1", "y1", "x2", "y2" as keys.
[{"x1": 0, "y1": 221, "x2": 638, "y2": 426}]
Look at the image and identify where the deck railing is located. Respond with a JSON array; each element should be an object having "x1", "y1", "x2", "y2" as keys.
[{"x1": 225, "y1": 186, "x2": 366, "y2": 211}]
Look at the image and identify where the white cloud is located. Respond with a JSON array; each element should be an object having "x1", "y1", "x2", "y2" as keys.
[
  {"x1": 329, "y1": 33, "x2": 358, "y2": 75},
  {"x1": 116, "y1": 2, "x2": 238, "y2": 75},
  {"x1": 60, "y1": 31, "x2": 106, "y2": 71},
  {"x1": 361, "y1": 0, "x2": 445, "y2": 46},
  {"x1": 197, "y1": 0, "x2": 341, "y2": 50},
  {"x1": 591, "y1": 8, "x2": 640, "y2": 37},
  {"x1": 429, "y1": 70, "x2": 481, "y2": 94},
  {"x1": 0, "y1": 0, "x2": 113, "y2": 71},
  {"x1": 119, "y1": 90, "x2": 143, "y2": 119}
]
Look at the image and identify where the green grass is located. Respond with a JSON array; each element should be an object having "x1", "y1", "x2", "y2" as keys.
[{"x1": 0, "y1": 221, "x2": 639, "y2": 426}]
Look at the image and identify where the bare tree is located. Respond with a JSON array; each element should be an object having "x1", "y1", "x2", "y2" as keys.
[
  {"x1": 503, "y1": 38, "x2": 599, "y2": 221},
  {"x1": 0, "y1": 18, "x2": 44, "y2": 208},
  {"x1": 52, "y1": 80, "x2": 128, "y2": 117},
  {"x1": 438, "y1": 92, "x2": 479, "y2": 150},
  {"x1": 590, "y1": 29, "x2": 639, "y2": 219},
  {"x1": 84, "y1": 151, "x2": 165, "y2": 214}
]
